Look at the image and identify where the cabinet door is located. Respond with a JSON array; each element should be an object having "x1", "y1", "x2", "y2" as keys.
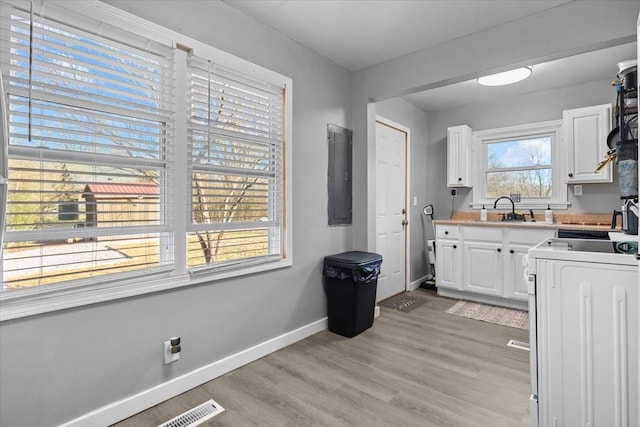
[
  {"x1": 503, "y1": 243, "x2": 530, "y2": 300},
  {"x1": 504, "y1": 228, "x2": 556, "y2": 301},
  {"x1": 536, "y1": 260, "x2": 638, "y2": 426},
  {"x1": 563, "y1": 104, "x2": 612, "y2": 183},
  {"x1": 462, "y1": 241, "x2": 502, "y2": 296},
  {"x1": 447, "y1": 125, "x2": 472, "y2": 187},
  {"x1": 436, "y1": 239, "x2": 462, "y2": 290}
]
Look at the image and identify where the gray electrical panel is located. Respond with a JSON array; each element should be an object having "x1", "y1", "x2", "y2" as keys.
[{"x1": 327, "y1": 124, "x2": 352, "y2": 226}]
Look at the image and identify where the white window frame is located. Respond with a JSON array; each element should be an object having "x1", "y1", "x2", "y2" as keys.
[
  {"x1": 471, "y1": 120, "x2": 568, "y2": 210},
  {"x1": 0, "y1": 0, "x2": 293, "y2": 321}
]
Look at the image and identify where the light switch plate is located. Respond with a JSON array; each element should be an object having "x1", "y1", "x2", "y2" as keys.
[{"x1": 574, "y1": 185, "x2": 583, "y2": 196}]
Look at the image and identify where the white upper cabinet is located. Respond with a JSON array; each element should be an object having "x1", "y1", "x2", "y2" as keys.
[
  {"x1": 563, "y1": 104, "x2": 612, "y2": 183},
  {"x1": 447, "y1": 125, "x2": 473, "y2": 187}
]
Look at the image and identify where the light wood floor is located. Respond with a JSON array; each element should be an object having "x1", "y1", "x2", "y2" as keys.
[{"x1": 114, "y1": 289, "x2": 531, "y2": 426}]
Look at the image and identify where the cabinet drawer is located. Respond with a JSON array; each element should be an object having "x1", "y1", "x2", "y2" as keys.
[
  {"x1": 507, "y1": 228, "x2": 555, "y2": 245},
  {"x1": 436, "y1": 225, "x2": 459, "y2": 239},
  {"x1": 462, "y1": 225, "x2": 503, "y2": 242}
]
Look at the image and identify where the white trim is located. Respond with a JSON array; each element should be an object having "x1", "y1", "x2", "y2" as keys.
[
  {"x1": 57, "y1": 317, "x2": 327, "y2": 427},
  {"x1": 375, "y1": 115, "x2": 410, "y2": 294},
  {"x1": 409, "y1": 274, "x2": 431, "y2": 291},
  {"x1": 471, "y1": 120, "x2": 568, "y2": 210},
  {"x1": 0, "y1": 0, "x2": 294, "y2": 318},
  {"x1": 20, "y1": 0, "x2": 291, "y2": 87},
  {"x1": 0, "y1": 258, "x2": 292, "y2": 321}
]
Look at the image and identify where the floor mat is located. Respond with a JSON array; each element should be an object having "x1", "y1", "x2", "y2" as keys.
[
  {"x1": 379, "y1": 294, "x2": 426, "y2": 312},
  {"x1": 445, "y1": 300, "x2": 528, "y2": 329}
]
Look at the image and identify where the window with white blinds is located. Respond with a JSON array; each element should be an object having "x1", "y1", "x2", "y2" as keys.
[
  {"x1": 0, "y1": 1, "x2": 174, "y2": 289},
  {"x1": 0, "y1": 1, "x2": 291, "y2": 305},
  {"x1": 187, "y1": 56, "x2": 285, "y2": 271}
]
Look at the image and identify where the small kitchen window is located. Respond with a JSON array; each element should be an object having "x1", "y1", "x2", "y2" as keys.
[{"x1": 472, "y1": 120, "x2": 568, "y2": 209}]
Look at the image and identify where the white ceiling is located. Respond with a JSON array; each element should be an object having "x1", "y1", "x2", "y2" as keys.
[
  {"x1": 223, "y1": 0, "x2": 636, "y2": 113},
  {"x1": 223, "y1": 0, "x2": 572, "y2": 72},
  {"x1": 404, "y1": 42, "x2": 637, "y2": 112}
]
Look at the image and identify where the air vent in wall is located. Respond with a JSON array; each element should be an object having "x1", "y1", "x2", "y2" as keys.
[{"x1": 157, "y1": 399, "x2": 225, "y2": 427}]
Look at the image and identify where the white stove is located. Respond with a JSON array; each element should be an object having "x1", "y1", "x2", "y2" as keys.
[
  {"x1": 527, "y1": 238, "x2": 637, "y2": 273},
  {"x1": 526, "y1": 238, "x2": 638, "y2": 426}
]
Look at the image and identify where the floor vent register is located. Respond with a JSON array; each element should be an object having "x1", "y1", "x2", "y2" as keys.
[
  {"x1": 506, "y1": 339, "x2": 530, "y2": 351},
  {"x1": 157, "y1": 399, "x2": 225, "y2": 427}
]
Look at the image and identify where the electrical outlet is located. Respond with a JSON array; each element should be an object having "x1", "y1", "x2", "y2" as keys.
[
  {"x1": 164, "y1": 339, "x2": 180, "y2": 364},
  {"x1": 450, "y1": 189, "x2": 457, "y2": 197},
  {"x1": 574, "y1": 185, "x2": 583, "y2": 196}
]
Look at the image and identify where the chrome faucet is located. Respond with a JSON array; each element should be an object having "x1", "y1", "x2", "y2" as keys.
[{"x1": 493, "y1": 196, "x2": 524, "y2": 221}]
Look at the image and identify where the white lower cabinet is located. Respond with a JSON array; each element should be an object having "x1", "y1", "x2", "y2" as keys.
[
  {"x1": 435, "y1": 224, "x2": 554, "y2": 304},
  {"x1": 462, "y1": 227, "x2": 503, "y2": 297},
  {"x1": 463, "y1": 241, "x2": 503, "y2": 296},
  {"x1": 435, "y1": 225, "x2": 462, "y2": 290},
  {"x1": 504, "y1": 228, "x2": 556, "y2": 300},
  {"x1": 503, "y1": 243, "x2": 532, "y2": 300}
]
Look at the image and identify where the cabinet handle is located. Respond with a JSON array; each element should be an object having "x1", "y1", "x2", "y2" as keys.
[
  {"x1": 458, "y1": 177, "x2": 462, "y2": 182},
  {"x1": 453, "y1": 244, "x2": 457, "y2": 249},
  {"x1": 509, "y1": 249, "x2": 515, "y2": 254},
  {"x1": 497, "y1": 248, "x2": 502, "y2": 252},
  {"x1": 568, "y1": 173, "x2": 574, "y2": 178},
  {"x1": 445, "y1": 231, "x2": 449, "y2": 235}
]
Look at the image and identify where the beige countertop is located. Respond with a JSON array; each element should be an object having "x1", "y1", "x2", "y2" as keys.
[{"x1": 435, "y1": 211, "x2": 617, "y2": 232}]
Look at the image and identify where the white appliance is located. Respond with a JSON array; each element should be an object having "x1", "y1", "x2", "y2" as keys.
[{"x1": 526, "y1": 238, "x2": 638, "y2": 426}]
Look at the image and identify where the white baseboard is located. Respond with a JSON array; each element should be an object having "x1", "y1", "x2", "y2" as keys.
[
  {"x1": 60, "y1": 318, "x2": 328, "y2": 427},
  {"x1": 408, "y1": 274, "x2": 430, "y2": 291}
]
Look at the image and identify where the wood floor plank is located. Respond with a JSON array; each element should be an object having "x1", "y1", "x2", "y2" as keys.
[{"x1": 113, "y1": 290, "x2": 531, "y2": 426}]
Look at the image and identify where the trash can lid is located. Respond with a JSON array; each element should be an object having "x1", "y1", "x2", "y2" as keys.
[{"x1": 324, "y1": 251, "x2": 382, "y2": 267}]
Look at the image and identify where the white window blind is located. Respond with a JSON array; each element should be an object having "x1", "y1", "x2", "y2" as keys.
[
  {"x1": 0, "y1": 1, "x2": 174, "y2": 289},
  {"x1": 187, "y1": 56, "x2": 285, "y2": 271}
]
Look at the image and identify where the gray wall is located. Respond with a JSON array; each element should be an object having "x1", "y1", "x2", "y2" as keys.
[
  {"x1": 374, "y1": 98, "x2": 433, "y2": 283},
  {"x1": 1, "y1": 2, "x2": 639, "y2": 426},
  {"x1": 351, "y1": 1, "x2": 639, "y2": 251},
  {"x1": 429, "y1": 78, "x2": 623, "y2": 216},
  {"x1": 0, "y1": 1, "x2": 353, "y2": 426}
]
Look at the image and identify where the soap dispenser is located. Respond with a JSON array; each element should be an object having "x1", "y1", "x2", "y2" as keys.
[
  {"x1": 480, "y1": 205, "x2": 488, "y2": 222},
  {"x1": 544, "y1": 205, "x2": 553, "y2": 224}
]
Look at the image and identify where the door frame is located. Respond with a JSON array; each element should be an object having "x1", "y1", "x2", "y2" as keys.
[{"x1": 374, "y1": 115, "x2": 410, "y2": 296}]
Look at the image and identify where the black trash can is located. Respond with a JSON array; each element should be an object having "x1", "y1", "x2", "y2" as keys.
[{"x1": 322, "y1": 251, "x2": 383, "y2": 337}]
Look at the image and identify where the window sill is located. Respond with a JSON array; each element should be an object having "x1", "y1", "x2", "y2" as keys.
[{"x1": 0, "y1": 258, "x2": 292, "y2": 321}]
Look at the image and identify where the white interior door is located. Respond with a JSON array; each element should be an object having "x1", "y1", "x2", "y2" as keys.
[{"x1": 375, "y1": 120, "x2": 407, "y2": 301}]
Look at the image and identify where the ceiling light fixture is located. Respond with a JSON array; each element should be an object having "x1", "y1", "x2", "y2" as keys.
[{"x1": 477, "y1": 67, "x2": 532, "y2": 86}]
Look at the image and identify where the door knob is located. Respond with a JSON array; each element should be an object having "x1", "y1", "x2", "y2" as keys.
[{"x1": 401, "y1": 219, "x2": 408, "y2": 229}]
